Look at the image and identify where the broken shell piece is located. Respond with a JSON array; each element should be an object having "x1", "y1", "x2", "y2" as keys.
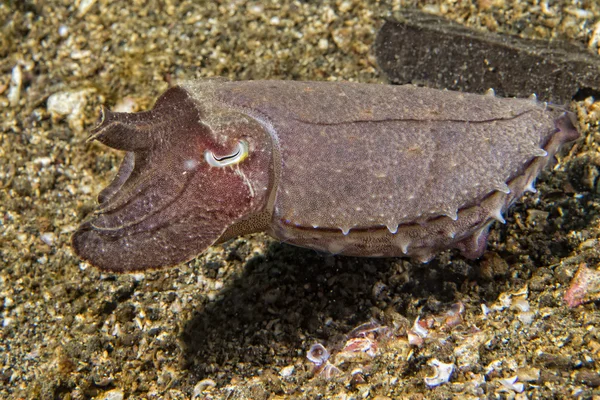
[
  {"x1": 348, "y1": 319, "x2": 389, "y2": 339},
  {"x1": 279, "y1": 365, "x2": 295, "y2": 377},
  {"x1": 8, "y1": 64, "x2": 22, "y2": 107},
  {"x1": 497, "y1": 376, "x2": 525, "y2": 393},
  {"x1": 338, "y1": 337, "x2": 378, "y2": 360},
  {"x1": 407, "y1": 330, "x2": 424, "y2": 347},
  {"x1": 564, "y1": 263, "x2": 600, "y2": 307},
  {"x1": 47, "y1": 88, "x2": 95, "y2": 133},
  {"x1": 485, "y1": 360, "x2": 503, "y2": 375},
  {"x1": 319, "y1": 362, "x2": 341, "y2": 379},
  {"x1": 488, "y1": 291, "x2": 514, "y2": 312},
  {"x1": 192, "y1": 378, "x2": 217, "y2": 397},
  {"x1": 424, "y1": 359, "x2": 455, "y2": 387},
  {"x1": 510, "y1": 296, "x2": 530, "y2": 312},
  {"x1": 307, "y1": 343, "x2": 330, "y2": 366},
  {"x1": 518, "y1": 311, "x2": 535, "y2": 325},
  {"x1": 412, "y1": 316, "x2": 429, "y2": 338},
  {"x1": 443, "y1": 302, "x2": 465, "y2": 328},
  {"x1": 496, "y1": 292, "x2": 513, "y2": 310},
  {"x1": 350, "y1": 368, "x2": 366, "y2": 384},
  {"x1": 407, "y1": 316, "x2": 429, "y2": 346},
  {"x1": 481, "y1": 304, "x2": 491, "y2": 316},
  {"x1": 446, "y1": 302, "x2": 465, "y2": 316}
]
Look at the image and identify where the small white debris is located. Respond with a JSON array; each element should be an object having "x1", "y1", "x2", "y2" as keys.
[
  {"x1": 279, "y1": 365, "x2": 295, "y2": 377},
  {"x1": 580, "y1": 238, "x2": 599, "y2": 251},
  {"x1": 565, "y1": 7, "x2": 593, "y2": 19},
  {"x1": 248, "y1": 4, "x2": 264, "y2": 15},
  {"x1": 192, "y1": 378, "x2": 216, "y2": 397},
  {"x1": 112, "y1": 96, "x2": 138, "y2": 113},
  {"x1": 318, "y1": 38, "x2": 329, "y2": 51},
  {"x1": 47, "y1": 89, "x2": 88, "y2": 117},
  {"x1": 498, "y1": 375, "x2": 525, "y2": 393},
  {"x1": 33, "y1": 157, "x2": 52, "y2": 167},
  {"x1": 130, "y1": 273, "x2": 145, "y2": 282},
  {"x1": 47, "y1": 88, "x2": 95, "y2": 133},
  {"x1": 490, "y1": 292, "x2": 513, "y2": 312},
  {"x1": 7, "y1": 64, "x2": 22, "y2": 107},
  {"x1": 97, "y1": 389, "x2": 124, "y2": 400},
  {"x1": 77, "y1": 0, "x2": 97, "y2": 17},
  {"x1": 40, "y1": 232, "x2": 56, "y2": 246},
  {"x1": 408, "y1": 316, "x2": 429, "y2": 346},
  {"x1": 498, "y1": 293, "x2": 512, "y2": 308},
  {"x1": 111, "y1": 322, "x2": 121, "y2": 337},
  {"x1": 518, "y1": 311, "x2": 535, "y2": 325},
  {"x1": 589, "y1": 21, "x2": 600, "y2": 52},
  {"x1": 169, "y1": 298, "x2": 182, "y2": 313},
  {"x1": 424, "y1": 359, "x2": 454, "y2": 387},
  {"x1": 485, "y1": 360, "x2": 502, "y2": 375},
  {"x1": 338, "y1": 1, "x2": 352, "y2": 12},
  {"x1": 481, "y1": 304, "x2": 490, "y2": 316},
  {"x1": 58, "y1": 25, "x2": 69, "y2": 37},
  {"x1": 444, "y1": 302, "x2": 464, "y2": 327},
  {"x1": 511, "y1": 296, "x2": 530, "y2": 312},
  {"x1": 70, "y1": 49, "x2": 92, "y2": 60},
  {"x1": 23, "y1": 349, "x2": 40, "y2": 360}
]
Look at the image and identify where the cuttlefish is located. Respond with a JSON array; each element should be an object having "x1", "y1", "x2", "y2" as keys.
[{"x1": 72, "y1": 80, "x2": 579, "y2": 272}]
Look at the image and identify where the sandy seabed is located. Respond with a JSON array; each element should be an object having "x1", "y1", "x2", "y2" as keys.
[{"x1": 1, "y1": 1, "x2": 600, "y2": 399}]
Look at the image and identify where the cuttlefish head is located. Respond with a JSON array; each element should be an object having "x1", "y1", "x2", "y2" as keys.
[{"x1": 72, "y1": 85, "x2": 274, "y2": 272}]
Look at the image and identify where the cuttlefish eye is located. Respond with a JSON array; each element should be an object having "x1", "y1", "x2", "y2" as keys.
[{"x1": 204, "y1": 140, "x2": 249, "y2": 168}]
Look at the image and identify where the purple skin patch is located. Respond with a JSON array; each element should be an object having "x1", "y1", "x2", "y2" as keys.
[{"x1": 71, "y1": 80, "x2": 580, "y2": 272}]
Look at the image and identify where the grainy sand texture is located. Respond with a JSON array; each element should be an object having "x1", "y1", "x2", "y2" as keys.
[{"x1": 1, "y1": 1, "x2": 600, "y2": 399}]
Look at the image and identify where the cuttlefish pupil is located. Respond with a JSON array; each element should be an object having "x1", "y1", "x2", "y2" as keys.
[{"x1": 205, "y1": 140, "x2": 249, "y2": 167}]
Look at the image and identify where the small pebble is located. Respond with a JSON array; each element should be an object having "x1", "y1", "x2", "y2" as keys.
[
  {"x1": 318, "y1": 38, "x2": 329, "y2": 51},
  {"x1": 97, "y1": 389, "x2": 124, "y2": 400},
  {"x1": 112, "y1": 97, "x2": 138, "y2": 113},
  {"x1": 497, "y1": 376, "x2": 524, "y2": 393},
  {"x1": 78, "y1": 0, "x2": 97, "y2": 17},
  {"x1": 7, "y1": 64, "x2": 22, "y2": 107},
  {"x1": 279, "y1": 365, "x2": 295, "y2": 377},
  {"x1": 58, "y1": 25, "x2": 69, "y2": 37},
  {"x1": 47, "y1": 88, "x2": 94, "y2": 133},
  {"x1": 40, "y1": 232, "x2": 56, "y2": 246}
]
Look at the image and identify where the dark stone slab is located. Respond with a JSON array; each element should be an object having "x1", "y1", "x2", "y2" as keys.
[{"x1": 374, "y1": 10, "x2": 600, "y2": 104}]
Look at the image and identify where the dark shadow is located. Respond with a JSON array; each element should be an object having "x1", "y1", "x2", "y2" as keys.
[
  {"x1": 573, "y1": 87, "x2": 600, "y2": 102},
  {"x1": 178, "y1": 241, "x2": 473, "y2": 383}
]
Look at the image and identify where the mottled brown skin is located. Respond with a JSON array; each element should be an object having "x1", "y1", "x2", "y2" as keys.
[{"x1": 72, "y1": 80, "x2": 579, "y2": 272}]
